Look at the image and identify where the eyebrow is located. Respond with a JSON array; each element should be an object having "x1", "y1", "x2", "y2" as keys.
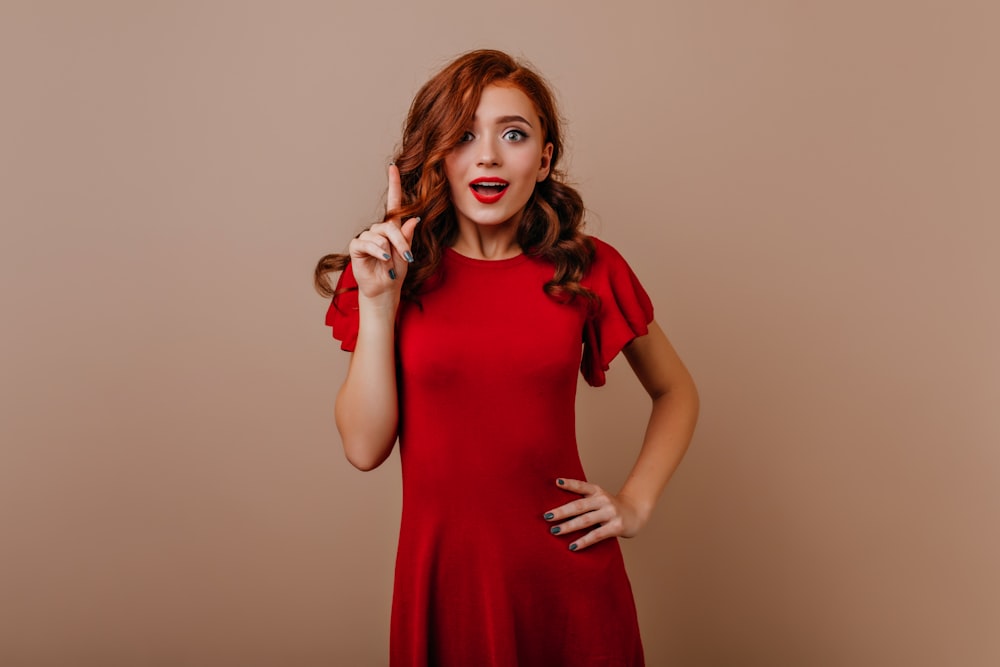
[{"x1": 478, "y1": 114, "x2": 533, "y2": 128}]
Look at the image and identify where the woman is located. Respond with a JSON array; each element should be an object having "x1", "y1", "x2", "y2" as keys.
[{"x1": 316, "y1": 49, "x2": 699, "y2": 666}]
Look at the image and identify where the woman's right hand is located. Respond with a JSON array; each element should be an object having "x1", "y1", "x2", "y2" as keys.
[{"x1": 348, "y1": 163, "x2": 421, "y2": 304}]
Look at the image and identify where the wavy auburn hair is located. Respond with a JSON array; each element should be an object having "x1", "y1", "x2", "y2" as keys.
[{"x1": 314, "y1": 49, "x2": 595, "y2": 305}]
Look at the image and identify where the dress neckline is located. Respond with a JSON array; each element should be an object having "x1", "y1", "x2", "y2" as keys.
[{"x1": 444, "y1": 247, "x2": 529, "y2": 268}]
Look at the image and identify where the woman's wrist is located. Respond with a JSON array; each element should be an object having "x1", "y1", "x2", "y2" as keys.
[
  {"x1": 358, "y1": 291, "x2": 400, "y2": 317},
  {"x1": 617, "y1": 489, "x2": 655, "y2": 527}
]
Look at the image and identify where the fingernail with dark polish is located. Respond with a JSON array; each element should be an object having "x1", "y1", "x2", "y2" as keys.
[
  {"x1": 557, "y1": 479, "x2": 565, "y2": 486},
  {"x1": 543, "y1": 512, "x2": 554, "y2": 520},
  {"x1": 404, "y1": 251, "x2": 414, "y2": 263},
  {"x1": 388, "y1": 268, "x2": 397, "y2": 280},
  {"x1": 383, "y1": 253, "x2": 391, "y2": 260},
  {"x1": 550, "y1": 526, "x2": 560, "y2": 535},
  {"x1": 569, "y1": 543, "x2": 578, "y2": 551}
]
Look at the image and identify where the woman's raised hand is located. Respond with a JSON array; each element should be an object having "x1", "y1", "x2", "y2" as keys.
[
  {"x1": 542, "y1": 478, "x2": 650, "y2": 552},
  {"x1": 348, "y1": 164, "x2": 421, "y2": 302}
]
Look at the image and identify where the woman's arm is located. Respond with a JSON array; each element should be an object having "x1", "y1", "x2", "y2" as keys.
[
  {"x1": 334, "y1": 165, "x2": 420, "y2": 471},
  {"x1": 544, "y1": 321, "x2": 699, "y2": 550},
  {"x1": 335, "y1": 296, "x2": 403, "y2": 471}
]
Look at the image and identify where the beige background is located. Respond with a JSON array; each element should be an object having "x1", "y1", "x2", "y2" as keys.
[{"x1": 2, "y1": 1, "x2": 998, "y2": 665}]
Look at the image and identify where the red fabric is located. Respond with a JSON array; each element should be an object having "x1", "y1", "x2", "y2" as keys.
[{"x1": 327, "y1": 237, "x2": 653, "y2": 666}]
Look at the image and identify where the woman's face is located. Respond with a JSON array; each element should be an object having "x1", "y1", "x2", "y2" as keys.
[{"x1": 444, "y1": 84, "x2": 554, "y2": 235}]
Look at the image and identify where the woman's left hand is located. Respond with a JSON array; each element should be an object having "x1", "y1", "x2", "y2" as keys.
[{"x1": 543, "y1": 478, "x2": 649, "y2": 552}]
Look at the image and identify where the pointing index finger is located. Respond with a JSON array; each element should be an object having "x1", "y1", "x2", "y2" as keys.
[{"x1": 387, "y1": 163, "x2": 402, "y2": 223}]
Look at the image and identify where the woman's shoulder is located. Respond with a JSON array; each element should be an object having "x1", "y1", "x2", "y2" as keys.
[
  {"x1": 583, "y1": 235, "x2": 635, "y2": 278},
  {"x1": 578, "y1": 235, "x2": 654, "y2": 386}
]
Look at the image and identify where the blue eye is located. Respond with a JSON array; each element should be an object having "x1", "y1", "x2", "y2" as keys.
[
  {"x1": 503, "y1": 129, "x2": 526, "y2": 142},
  {"x1": 458, "y1": 131, "x2": 475, "y2": 143}
]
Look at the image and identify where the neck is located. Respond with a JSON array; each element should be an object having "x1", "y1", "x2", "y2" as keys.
[{"x1": 451, "y1": 220, "x2": 522, "y2": 260}]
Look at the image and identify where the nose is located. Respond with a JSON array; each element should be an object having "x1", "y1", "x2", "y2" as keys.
[{"x1": 476, "y1": 137, "x2": 500, "y2": 167}]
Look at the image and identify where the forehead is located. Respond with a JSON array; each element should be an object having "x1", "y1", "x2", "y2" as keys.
[{"x1": 472, "y1": 84, "x2": 541, "y2": 125}]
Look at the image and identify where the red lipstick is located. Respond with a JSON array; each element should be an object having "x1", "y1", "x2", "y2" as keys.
[{"x1": 469, "y1": 177, "x2": 509, "y2": 204}]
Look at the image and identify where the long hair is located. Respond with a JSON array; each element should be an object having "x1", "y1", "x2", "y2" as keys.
[{"x1": 314, "y1": 49, "x2": 596, "y2": 305}]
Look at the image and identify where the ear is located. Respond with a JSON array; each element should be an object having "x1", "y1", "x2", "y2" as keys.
[{"x1": 537, "y1": 142, "x2": 554, "y2": 182}]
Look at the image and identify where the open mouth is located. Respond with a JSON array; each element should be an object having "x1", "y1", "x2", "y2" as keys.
[{"x1": 469, "y1": 178, "x2": 509, "y2": 203}]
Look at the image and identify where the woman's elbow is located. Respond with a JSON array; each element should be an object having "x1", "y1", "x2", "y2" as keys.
[
  {"x1": 343, "y1": 448, "x2": 381, "y2": 472},
  {"x1": 341, "y1": 436, "x2": 394, "y2": 471},
  {"x1": 345, "y1": 452, "x2": 382, "y2": 472}
]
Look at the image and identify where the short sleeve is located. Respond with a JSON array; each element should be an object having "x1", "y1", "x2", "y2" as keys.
[
  {"x1": 325, "y1": 262, "x2": 360, "y2": 352},
  {"x1": 581, "y1": 238, "x2": 655, "y2": 387}
]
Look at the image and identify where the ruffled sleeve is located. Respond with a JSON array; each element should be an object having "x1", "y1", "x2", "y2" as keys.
[
  {"x1": 325, "y1": 261, "x2": 360, "y2": 352},
  {"x1": 581, "y1": 238, "x2": 655, "y2": 387}
]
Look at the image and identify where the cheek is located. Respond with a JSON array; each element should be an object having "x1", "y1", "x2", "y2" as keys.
[
  {"x1": 443, "y1": 160, "x2": 462, "y2": 192},
  {"x1": 514, "y1": 151, "x2": 544, "y2": 182}
]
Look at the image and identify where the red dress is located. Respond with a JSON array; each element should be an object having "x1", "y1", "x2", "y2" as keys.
[{"x1": 327, "y1": 238, "x2": 653, "y2": 666}]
